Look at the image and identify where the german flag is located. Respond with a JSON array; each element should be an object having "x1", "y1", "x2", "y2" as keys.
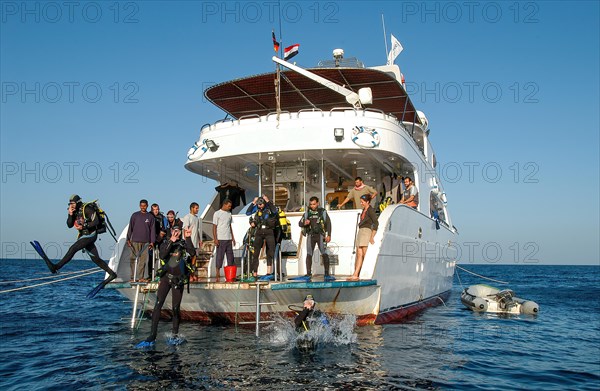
[{"x1": 272, "y1": 30, "x2": 280, "y2": 52}]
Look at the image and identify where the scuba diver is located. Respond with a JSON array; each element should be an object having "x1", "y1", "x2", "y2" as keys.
[
  {"x1": 246, "y1": 195, "x2": 278, "y2": 280},
  {"x1": 136, "y1": 224, "x2": 195, "y2": 348},
  {"x1": 294, "y1": 294, "x2": 318, "y2": 332},
  {"x1": 293, "y1": 294, "x2": 329, "y2": 352},
  {"x1": 298, "y1": 196, "x2": 334, "y2": 281},
  {"x1": 30, "y1": 194, "x2": 117, "y2": 298}
]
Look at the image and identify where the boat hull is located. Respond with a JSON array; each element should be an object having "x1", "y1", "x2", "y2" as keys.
[
  {"x1": 109, "y1": 204, "x2": 456, "y2": 326},
  {"x1": 114, "y1": 279, "x2": 381, "y2": 326}
]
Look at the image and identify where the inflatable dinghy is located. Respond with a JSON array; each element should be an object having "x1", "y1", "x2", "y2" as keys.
[{"x1": 461, "y1": 284, "x2": 539, "y2": 315}]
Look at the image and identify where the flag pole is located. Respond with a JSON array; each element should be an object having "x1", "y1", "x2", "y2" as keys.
[
  {"x1": 382, "y1": 14, "x2": 389, "y2": 64},
  {"x1": 276, "y1": 1, "x2": 283, "y2": 120},
  {"x1": 276, "y1": 61, "x2": 281, "y2": 120}
]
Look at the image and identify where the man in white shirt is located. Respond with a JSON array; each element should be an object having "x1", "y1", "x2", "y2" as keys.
[
  {"x1": 182, "y1": 202, "x2": 202, "y2": 255},
  {"x1": 212, "y1": 199, "x2": 236, "y2": 281}
]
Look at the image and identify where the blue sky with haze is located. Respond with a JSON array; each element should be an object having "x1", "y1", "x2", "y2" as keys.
[{"x1": 1, "y1": 1, "x2": 598, "y2": 265}]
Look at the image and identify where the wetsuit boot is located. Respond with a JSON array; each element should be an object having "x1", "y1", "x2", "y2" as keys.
[
  {"x1": 305, "y1": 255, "x2": 313, "y2": 279},
  {"x1": 323, "y1": 254, "x2": 335, "y2": 281}
]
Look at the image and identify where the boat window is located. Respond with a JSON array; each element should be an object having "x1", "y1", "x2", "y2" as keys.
[
  {"x1": 260, "y1": 159, "x2": 325, "y2": 212},
  {"x1": 260, "y1": 163, "x2": 291, "y2": 211}
]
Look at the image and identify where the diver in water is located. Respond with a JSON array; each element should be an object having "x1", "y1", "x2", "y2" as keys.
[
  {"x1": 31, "y1": 194, "x2": 117, "y2": 298},
  {"x1": 293, "y1": 294, "x2": 330, "y2": 353},
  {"x1": 294, "y1": 294, "x2": 321, "y2": 332},
  {"x1": 136, "y1": 224, "x2": 195, "y2": 347}
]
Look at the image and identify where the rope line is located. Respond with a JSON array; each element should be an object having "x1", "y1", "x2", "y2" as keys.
[
  {"x1": 455, "y1": 266, "x2": 465, "y2": 290},
  {"x1": 0, "y1": 267, "x2": 101, "y2": 285},
  {"x1": 455, "y1": 265, "x2": 509, "y2": 285},
  {"x1": 0, "y1": 269, "x2": 103, "y2": 294}
]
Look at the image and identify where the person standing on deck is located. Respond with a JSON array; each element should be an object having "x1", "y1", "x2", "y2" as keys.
[
  {"x1": 212, "y1": 199, "x2": 236, "y2": 281},
  {"x1": 349, "y1": 194, "x2": 378, "y2": 280},
  {"x1": 338, "y1": 177, "x2": 378, "y2": 209},
  {"x1": 126, "y1": 199, "x2": 155, "y2": 282},
  {"x1": 165, "y1": 210, "x2": 182, "y2": 238},
  {"x1": 299, "y1": 196, "x2": 334, "y2": 281},
  {"x1": 150, "y1": 203, "x2": 168, "y2": 278},
  {"x1": 246, "y1": 195, "x2": 278, "y2": 280},
  {"x1": 182, "y1": 202, "x2": 203, "y2": 256}
]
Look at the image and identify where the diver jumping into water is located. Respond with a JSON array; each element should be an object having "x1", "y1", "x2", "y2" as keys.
[{"x1": 30, "y1": 194, "x2": 117, "y2": 298}]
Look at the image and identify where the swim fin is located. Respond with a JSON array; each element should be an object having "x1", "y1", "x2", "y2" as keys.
[
  {"x1": 324, "y1": 275, "x2": 336, "y2": 282},
  {"x1": 135, "y1": 340, "x2": 155, "y2": 349},
  {"x1": 166, "y1": 335, "x2": 186, "y2": 346},
  {"x1": 289, "y1": 275, "x2": 311, "y2": 282},
  {"x1": 30, "y1": 241, "x2": 57, "y2": 274},
  {"x1": 86, "y1": 282, "x2": 105, "y2": 299},
  {"x1": 86, "y1": 273, "x2": 117, "y2": 299},
  {"x1": 258, "y1": 274, "x2": 275, "y2": 281}
]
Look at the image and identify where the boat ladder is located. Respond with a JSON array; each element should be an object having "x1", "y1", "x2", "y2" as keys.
[
  {"x1": 238, "y1": 281, "x2": 276, "y2": 337},
  {"x1": 127, "y1": 282, "x2": 158, "y2": 329}
]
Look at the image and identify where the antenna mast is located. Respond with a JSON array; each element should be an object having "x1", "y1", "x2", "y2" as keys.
[{"x1": 382, "y1": 14, "x2": 389, "y2": 62}]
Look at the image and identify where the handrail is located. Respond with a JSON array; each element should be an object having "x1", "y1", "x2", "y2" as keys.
[
  {"x1": 297, "y1": 108, "x2": 324, "y2": 118},
  {"x1": 238, "y1": 114, "x2": 261, "y2": 123},
  {"x1": 329, "y1": 107, "x2": 358, "y2": 116},
  {"x1": 214, "y1": 118, "x2": 235, "y2": 125},
  {"x1": 266, "y1": 111, "x2": 292, "y2": 121},
  {"x1": 199, "y1": 123, "x2": 212, "y2": 135},
  {"x1": 362, "y1": 108, "x2": 385, "y2": 118}
]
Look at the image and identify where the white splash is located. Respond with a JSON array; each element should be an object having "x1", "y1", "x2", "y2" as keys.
[{"x1": 265, "y1": 313, "x2": 357, "y2": 351}]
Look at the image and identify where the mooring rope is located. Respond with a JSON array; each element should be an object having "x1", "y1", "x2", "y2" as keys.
[
  {"x1": 455, "y1": 265, "x2": 509, "y2": 285},
  {"x1": 455, "y1": 266, "x2": 465, "y2": 290},
  {"x1": 0, "y1": 268, "x2": 103, "y2": 294},
  {"x1": 0, "y1": 267, "x2": 100, "y2": 285}
]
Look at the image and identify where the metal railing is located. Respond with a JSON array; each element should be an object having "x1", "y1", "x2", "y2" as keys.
[{"x1": 238, "y1": 281, "x2": 276, "y2": 337}]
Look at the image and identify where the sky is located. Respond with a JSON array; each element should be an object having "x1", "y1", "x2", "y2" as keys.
[{"x1": 1, "y1": 1, "x2": 598, "y2": 265}]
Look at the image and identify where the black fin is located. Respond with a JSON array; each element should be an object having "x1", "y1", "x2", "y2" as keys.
[{"x1": 30, "y1": 241, "x2": 57, "y2": 274}]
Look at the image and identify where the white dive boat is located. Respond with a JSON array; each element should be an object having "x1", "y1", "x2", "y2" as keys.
[
  {"x1": 461, "y1": 284, "x2": 539, "y2": 315},
  {"x1": 106, "y1": 49, "x2": 458, "y2": 326}
]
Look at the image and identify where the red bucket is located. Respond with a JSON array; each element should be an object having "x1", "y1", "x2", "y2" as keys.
[{"x1": 224, "y1": 265, "x2": 237, "y2": 282}]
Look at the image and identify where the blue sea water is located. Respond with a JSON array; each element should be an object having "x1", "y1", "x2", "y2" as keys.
[{"x1": 0, "y1": 259, "x2": 598, "y2": 390}]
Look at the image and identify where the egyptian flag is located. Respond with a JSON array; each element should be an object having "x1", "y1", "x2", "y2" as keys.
[
  {"x1": 284, "y1": 44, "x2": 300, "y2": 61},
  {"x1": 272, "y1": 30, "x2": 280, "y2": 52}
]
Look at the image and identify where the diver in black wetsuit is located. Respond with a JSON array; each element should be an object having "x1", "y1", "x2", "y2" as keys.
[
  {"x1": 33, "y1": 195, "x2": 117, "y2": 296},
  {"x1": 294, "y1": 294, "x2": 319, "y2": 332},
  {"x1": 140, "y1": 224, "x2": 195, "y2": 345}
]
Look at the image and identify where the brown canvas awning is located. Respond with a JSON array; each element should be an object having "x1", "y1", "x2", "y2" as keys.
[{"x1": 205, "y1": 67, "x2": 421, "y2": 124}]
